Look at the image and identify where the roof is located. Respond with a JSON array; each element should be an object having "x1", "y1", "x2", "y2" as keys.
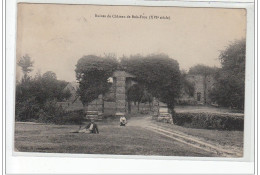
[{"x1": 64, "y1": 81, "x2": 79, "y2": 92}]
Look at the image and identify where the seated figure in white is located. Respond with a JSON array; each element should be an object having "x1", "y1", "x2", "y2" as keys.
[{"x1": 120, "y1": 116, "x2": 127, "y2": 126}]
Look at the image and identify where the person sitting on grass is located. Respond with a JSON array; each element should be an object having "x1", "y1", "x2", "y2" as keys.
[
  {"x1": 77, "y1": 119, "x2": 99, "y2": 134},
  {"x1": 120, "y1": 116, "x2": 127, "y2": 126}
]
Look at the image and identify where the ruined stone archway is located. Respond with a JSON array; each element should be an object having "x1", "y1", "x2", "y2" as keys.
[{"x1": 86, "y1": 70, "x2": 136, "y2": 119}]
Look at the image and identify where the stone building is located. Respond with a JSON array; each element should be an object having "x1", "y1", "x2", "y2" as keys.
[{"x1": 178, "y1": 74, "x2": 215, "y2": 105}]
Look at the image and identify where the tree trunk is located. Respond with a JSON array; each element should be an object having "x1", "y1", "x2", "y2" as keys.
[
  {"x1": 84, "y1": 103, "x2": 88, "y2": 116},
  {"x1": 137, "y1": 102, "x2": 140, "y2": 112},
  {"x1": 102, "y1": 94, "x2": 105, "y2": 113},
  {"x1": 128, "y1": 101, "x2": 131, "y2": 114},
  {"x1": 204, "y1": 75, "x2": 207, "y2": 104}
]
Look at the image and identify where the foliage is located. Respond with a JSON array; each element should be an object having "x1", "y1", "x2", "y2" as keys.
[
  {"x1": 172, "y1": 112, "x2": 244, "y2": 131},
  {"x1": 141, "y1": 90, "x2": 153, "y2": 104},
  {"x1": 209, "y1": 39, "x2": 246, "y2": 109},
  {"x1": 17, "y1": 54, "x2": 34, "y2": 76},
  {"x1": 62, "y1": 110, "x2": 85, "y2": 125},
  {"x1": 16, "y1": 59, "x2": 71, "y2": 122},
  {"x1": 15, "y1": 97, "x2": 41, "y2": 121},
  {"x1": 126, "y1": 84, "x2": 144, "y2": 105},
  {"x1": 126, "y1": 84, "x2": 153, "y2": 111},
  {"x1": 37, "y1": 101, "x2": 84, "y2": 125},
  {"x1": 75, "y1": 55, "x2": 118, "y2": 105},
  {"x1": 177, "y1": 99, "x2": 197, "y2": 106},
  {"x1": 121, "y1": 54, "x2": 181, "y2": 112},
  {"x1": 75, "y1": 54, "x2": 181, "y2": 113},
  {"x1": 180, "y1": 71, "x2": 195, "y2": 97},
  {"x1": 189, "y1": 64, "x2": 218, "y2": 76},
  {"x1": 16, "y1": 71, "x2": 71, "y2": 106},
  {"x1": 38, "y1": 100, "x2": 65, "y2": 124}
]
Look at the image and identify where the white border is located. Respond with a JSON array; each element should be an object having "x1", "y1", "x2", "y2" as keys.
[{"x1": 6, "y1": 0, "x2": 255, "y2": 174}]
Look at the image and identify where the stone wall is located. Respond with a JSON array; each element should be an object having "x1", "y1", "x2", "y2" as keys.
[
  {"x1": 152, "y1": 98, "x2": 173, "y2": 124},
  {"x1": 179, "y1": 74, "x2": 215, "y2": 105},
  {"x1": 104, "y1": 101, "x2": 116, "y2": 115},
  {"x1": 87, "y1": 94, "x2": 103, "y2": 111}
]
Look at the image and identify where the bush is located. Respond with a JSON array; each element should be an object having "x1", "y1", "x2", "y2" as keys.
[
  {"x1": 15, "y1": 97, "x2": 41, "y2": 121},
  {"x1": 40, "y1": 101, "x2": 85, "y2": 125},
  {"x1": 62, "y1": 110, "x2": 85, "y2": 125},
  {"x1": 37, "y1": 100, "x2": 65, "y2": 124},
  {"x1": 172, "y1": 112, "x2": 244, "y2": 131},
  {"x1": 176, "y1": 99, "x2": 197, "y2": 106},
  {"x1": 16, "y1": 99, "x2": 85, "y2": 125}
]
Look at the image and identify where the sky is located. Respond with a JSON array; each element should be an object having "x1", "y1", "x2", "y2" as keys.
[{"x1": 16, "y1": 3, "x2": 246, "y2": 82}]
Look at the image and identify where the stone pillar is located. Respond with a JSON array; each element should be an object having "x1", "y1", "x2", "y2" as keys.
[
  {"x1": 152, "y1": 98, "x2": 159, "y2": 120},
  {"x1": 115, "y1": 71, "x2": 126, "y2": 116}
]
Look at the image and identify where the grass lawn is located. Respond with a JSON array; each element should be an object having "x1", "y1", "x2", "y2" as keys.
[
  {"x1": 15, "y1": 119, "x2": 219, "y2": 157},
  {"x1": 149, "y1": 119, "x2": 243, "y2": 149}
]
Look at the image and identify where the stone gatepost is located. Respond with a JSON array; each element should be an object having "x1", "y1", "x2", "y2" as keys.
[
  {"x1": 152, "y1": 98, "x2": 159, "y2": 120},
  {"x1": 114, "y1": 71, "x2": 126, "y2": 116}
]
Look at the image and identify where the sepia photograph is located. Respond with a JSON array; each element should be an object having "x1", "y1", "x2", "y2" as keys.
[{"x1": 14, "y1": 3, "x2": 247, "y2": 158}]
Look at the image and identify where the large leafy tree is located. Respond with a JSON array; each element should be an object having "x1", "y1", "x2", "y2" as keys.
[
  {"x1": 126, "y1": 84, "x2": 144, "y2": 111},
  {"x1": 75, "y1": 55, "x2": 118, "y2": 105},
  {"x1": 121, "y1": 54, "x2": 181, "y2": 114},
  {"x1": 33, "y1": 71, "x2": 71, "y2": 104},
  {"x1": 16, "y1": 71, "x2": 71, "y2": 105},
  {"x1": 189, "y1": 64, "x2": 217, "y2": 76},
  {"x1": 209, "y1": 39, "x2": 246, "y2": 109}
]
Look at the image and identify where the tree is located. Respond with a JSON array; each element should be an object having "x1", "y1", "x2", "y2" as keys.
[
  {"x1": 75, "y1": 55, "x2": 118, "y2": 106},
  {"x1": 121, "y1": 54, "x2": 181, "y2": 114},
  {"x1": 42, "y1": 71, "x2": 57, "y2": 80},
  {"x1": 36, "y1": 71, "x2": 71, "y2": 104},
  {"x1": 16, "y1": 71, "x2": 71, "y2": 106},
  {"x1": 18, "y1": 54, "x2": 34, "y2": 81},
  {"x1": 209, "y1": 39, "x2": 246, "y2": 109},
  {"x1": 180, "y1": 71, "x2": 195, "y2": 97},
  {"x1": 189, "y1": 64, "x2": 218, "y2": 104},
  {"x1": 189, "y1": 64, "x2": 217, "y2": 76},
  {"x1": 141, "y1": 90, "x2": 153, "y2": 110},
  {"x1": 16, "y1": 60, "x2": 71, "y2": 121},
  {"x1": 126, "y1": 84, "x2": 144, "y2": 111}
]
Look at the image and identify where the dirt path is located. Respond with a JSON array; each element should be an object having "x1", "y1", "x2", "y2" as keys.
[{"x1": 128, "y1": 116, "x2": 242, "y2": 157}]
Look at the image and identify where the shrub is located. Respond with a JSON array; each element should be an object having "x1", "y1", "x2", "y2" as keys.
[
  {"x1": 38, "y1": 100, "x2": 65, "y2": 124},
  {"x1": 62, "y1": 110, "x2": 85, "y2": 125},
  {"x1": 25, "y1": 100, "x2": 85, "y2": 125},
  {"x1": 172, "y1": 112, "x2": 244, "y2": 131},
  {"x1": 15, "y1": 97, "x2": 41, "y2": 121},
  {"x1": 176, "y1": 99, "x2": 197, "y2": 106}
]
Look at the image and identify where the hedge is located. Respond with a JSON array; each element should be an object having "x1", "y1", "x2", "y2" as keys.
[{"x1": 172, "y1": 112, "x2": 244, "y2": 131}]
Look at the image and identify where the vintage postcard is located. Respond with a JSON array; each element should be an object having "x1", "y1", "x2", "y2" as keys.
[{"x1": 15, "y1": 2, "x2": 248, "y2": 159}]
